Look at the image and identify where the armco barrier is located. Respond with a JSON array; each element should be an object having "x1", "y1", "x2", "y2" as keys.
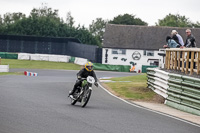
[
  {"x1": 93, "y1": 63, "x2": 131, "y2": 72},
  {"x1": 147, "y1": 68, "x2": 200, "y2": 116}
]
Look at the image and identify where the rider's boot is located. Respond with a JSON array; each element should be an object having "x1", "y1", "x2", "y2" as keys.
[
  {"x1": 68, "y1": 86, "x2": 77, "y2": 97},
  {"x1": 69, "y1": 81, "x2": 81, "y2": 97}
]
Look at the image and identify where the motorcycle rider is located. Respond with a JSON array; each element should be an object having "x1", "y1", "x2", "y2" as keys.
[{"x1": 69, "y1": 62, "x2": 98, "y2": 98}]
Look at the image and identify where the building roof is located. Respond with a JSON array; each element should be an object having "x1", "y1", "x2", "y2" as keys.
[{"x1": 103, "y1": 24, "x2": 200, "y2": 50}]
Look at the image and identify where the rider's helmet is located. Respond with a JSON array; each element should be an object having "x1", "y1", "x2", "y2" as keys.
[{"x1": 85, "y1": 62, "x2": 93, "y2": 72}]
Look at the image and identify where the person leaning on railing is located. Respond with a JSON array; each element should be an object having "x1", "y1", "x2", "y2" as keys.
[
  {"x1": 183, "y1": 29, "x2": 196, "y2": 48},
  {"x1": 180, "y1": 29, "x2": 197, "y2": 68},
  {"x1": 163, "y1": 36, "x2": 181, "y2": 48}
]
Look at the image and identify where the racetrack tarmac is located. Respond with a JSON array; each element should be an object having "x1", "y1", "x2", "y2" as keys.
[{"x1": 0, "y1": 69, "x2": 199, "y2": 133}]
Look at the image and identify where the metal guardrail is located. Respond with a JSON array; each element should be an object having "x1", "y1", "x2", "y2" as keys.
[
  {"x1": 165, "y1": 48, "x2": 200, "y2": 75},
  {"x1": 147, "y1": 68, "x2": 200, "y2": 116}
]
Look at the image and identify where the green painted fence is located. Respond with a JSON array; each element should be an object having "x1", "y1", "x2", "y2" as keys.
[
  {"x1": 0, "y1": 52, "x2": 18, "y2": 59},
  {"x1": 93, "y1": 63, "x2": 131, "y2": 72}
]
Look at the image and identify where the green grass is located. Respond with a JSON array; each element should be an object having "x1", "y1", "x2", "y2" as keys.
[
  {"x1": 104, "y1": 74, "x2": 156, "y2": 101},
  {"x1": 1, "y1": 59, "x2": 82, "y2": 70},
  {"x1": 0, "y1": 59, "x2": 82, "y2": 75},
  {"x1": 0, "y1": 72, "x2": 23, "y2": 75}
]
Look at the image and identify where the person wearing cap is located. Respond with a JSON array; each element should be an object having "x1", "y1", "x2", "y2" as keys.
[
  {"x1": 184, "y1": 29, "x2": 196, "y2": 48},
  {"x1": 171, "y1": 30, "x2": 184, "y2": 46}
]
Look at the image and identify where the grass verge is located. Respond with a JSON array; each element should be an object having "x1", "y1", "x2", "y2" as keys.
[
  {"x1": 0, "y1": 72, "x2": 24, "y2": 75},
  {"x1": 0, "y1": 59, "x2": 82, "y2": 75},
  {"x1": 103, "y1": 74, "x2": 159, "y2": 102},
  {"x1": 1, "y1": 59, "x2": 82, "y2": 69}
]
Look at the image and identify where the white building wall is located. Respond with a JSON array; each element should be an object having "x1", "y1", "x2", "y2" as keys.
[{"x1": 102, "y1": 48, "x2": 164, "y2": 72}]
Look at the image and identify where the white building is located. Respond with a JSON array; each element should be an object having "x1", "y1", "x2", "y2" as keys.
[
  {"x1": 102, "y1": 24, "x2": 198, "y2": 72},
  {"x1": 102, "y1": 48, "x2": 164, "y2": 72}
]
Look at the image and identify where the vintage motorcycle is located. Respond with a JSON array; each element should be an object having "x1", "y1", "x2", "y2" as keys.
[{"x1": 69, "y1": 76, "x2": 97, "y2": 107}]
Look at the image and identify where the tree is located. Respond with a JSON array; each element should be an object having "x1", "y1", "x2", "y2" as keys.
[
  {"x1": 0, "y1": 15, "x2": 3, "y2": 33},
  {"x1": 29, "y1": 3, "x2": 59, "y2": 19},
  {"x1": 192, "y1": 21, "x2": 200, "y2": 28},
  {"x1": 156, "y1": 13, "x2": 192, "y2": 27},
  {"x1": 89, "y1": 18, "x2": 108, "y2": 46},
  {"x1": 0, "y1": 4, "x2": 100, "y2": 45},
  {"x1": 109, "y1": 13, "x2": 148, "y2": 26},
  {"x1": 66, "y1": 11, "x2": 75, "y2": 28}
]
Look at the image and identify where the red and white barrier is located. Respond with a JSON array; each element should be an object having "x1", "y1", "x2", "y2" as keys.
[{"x1": 24, "y1": 71, "x2": 38, "y2": 76}]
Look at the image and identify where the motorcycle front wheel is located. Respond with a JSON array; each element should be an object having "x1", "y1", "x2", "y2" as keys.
[{"x1": 81, "y1": 89, "x2": 92, "y2": 108}]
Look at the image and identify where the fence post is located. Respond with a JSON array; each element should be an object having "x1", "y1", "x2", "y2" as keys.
[
  {"x1": 167, "y1": 51, "x2": 171, "y2": 69},
  {"x1": 174, "y1": 51, "x2": 177, "y2": 70},
  {"x1": 178, "y1": 51, "x2": 181, "y2": 70},
  {"x1": 197, "y1": 52, "x2": 200, "y2": 74},
  {"x1": 190, "y1": 51, "x2": 194, "y2": 75},
  {"x1": 171, "y1": 51, "x2": 174, "y2": 69},
  {"x1": 185, "y1": 51, "x2": 190, "y2": 74},
  {"x1": 181, "y1": 51, "x2": 185, "y2": 72},
  {"x1": 165, "y1": 51, "x2": 169, "y2": 69}
]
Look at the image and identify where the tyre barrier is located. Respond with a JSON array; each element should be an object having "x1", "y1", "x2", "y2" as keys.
[
  {"x1": 24, "y1": 71, "x2": 38, "y2": 76},
  {"x1": 147, "y1": 68, "x2": 200, "y2": 116}
]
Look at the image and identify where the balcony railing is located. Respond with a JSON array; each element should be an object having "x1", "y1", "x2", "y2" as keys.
[{"x1": 165, "y1": 48, "x2": 200, "y2": 75}]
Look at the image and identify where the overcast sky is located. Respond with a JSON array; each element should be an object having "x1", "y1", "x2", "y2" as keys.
[{"x1": 0, "y1": 0, "x2": 200, "y2": 27}]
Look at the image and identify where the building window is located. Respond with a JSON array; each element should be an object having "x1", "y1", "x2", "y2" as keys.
[
  {"x1": 144, "y1": 50, "x2": 154, "y2": 56},
  {"x1": 112, "y1": 49, "x2": 126, "y2": 55},
  {"x1": 150, "y1": 60, "x2": 159, "y2": 66}
]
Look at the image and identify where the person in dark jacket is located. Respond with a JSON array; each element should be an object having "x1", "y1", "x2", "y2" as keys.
[
  {"x1": 184, "y1": 29, "x2": 196, "y2": 48},
  {"x1": 69, "y1": 62, "x2": 98, "y2": 97},
  {"x1": 183, "y1": 29, "x2": 197, "y2": 68}
]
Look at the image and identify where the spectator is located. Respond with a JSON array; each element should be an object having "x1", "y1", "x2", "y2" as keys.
[
  {"x1": 163, "y1": 36, "x2": 180, "y2": 48},
  {"x1": 184, "y1": 29, "x2": 197, "y2": 68},
  {"x1": 171, "y1": 30, "x2": 184, "y2": 46},
  {"x1": 184, "y1": 29, "x2": 196, "y2": 48}
]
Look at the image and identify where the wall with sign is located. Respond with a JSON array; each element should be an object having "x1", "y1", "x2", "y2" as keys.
[{"x1": 102, "y1": 48, "x2": 164, "y2": 72}]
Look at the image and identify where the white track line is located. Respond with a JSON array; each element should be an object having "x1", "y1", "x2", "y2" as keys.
[{"x1": 99, "y1": 83, "x2": 200, "y2": 128}]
